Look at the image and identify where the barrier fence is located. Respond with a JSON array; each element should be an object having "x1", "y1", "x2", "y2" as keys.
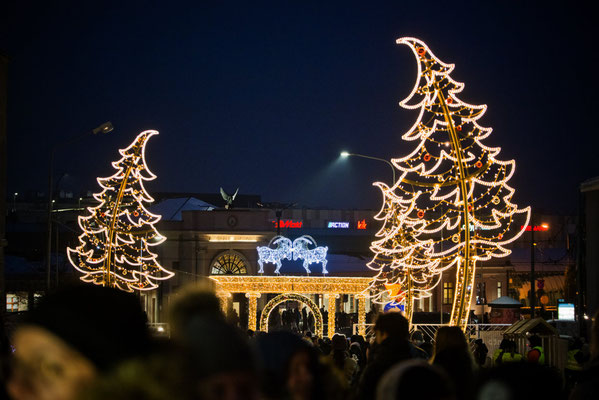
[{"x1": 353, "y1": 323, "x2": 511, "y2": 352}]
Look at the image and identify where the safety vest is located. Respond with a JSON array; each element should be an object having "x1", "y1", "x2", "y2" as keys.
[
  {"x1": 493, "y1": 349, "x2": 523, "y2": 364},
  {"x1": 566, "y1": 350, "x2": 583, "y2": 371},
  {"x1": 528, "y1": 346, "x2": 545, "y2": 365}
]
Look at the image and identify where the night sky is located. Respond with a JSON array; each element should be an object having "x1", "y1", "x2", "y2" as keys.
[{"x1": 2, "y1": 1, "x2": 597, "y2": 214}]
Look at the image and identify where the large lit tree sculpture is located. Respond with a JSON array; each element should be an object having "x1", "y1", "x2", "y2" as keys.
[
  {"x1": 68, "y1": 130, "x2": 174, "y2": 292},
  {"x1": 367, "y1": 37, "x2": 530, "y2": 329}
]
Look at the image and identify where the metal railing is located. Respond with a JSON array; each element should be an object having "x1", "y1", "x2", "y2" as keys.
[{"x1": 353, "y1": 323, "x2": 510, "y2": 349}]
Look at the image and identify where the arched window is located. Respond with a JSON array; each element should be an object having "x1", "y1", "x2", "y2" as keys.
[{"x1": 210, "y1": 252, "x2": 248, "y2": 275}]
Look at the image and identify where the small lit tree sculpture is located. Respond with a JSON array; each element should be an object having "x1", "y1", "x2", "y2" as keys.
[
  {"x1": 68, "y1": 130, "x2": 174, "y2": 291},
  {"x1": 368, "y1": 37, "x2": 530, "y2": 329}
]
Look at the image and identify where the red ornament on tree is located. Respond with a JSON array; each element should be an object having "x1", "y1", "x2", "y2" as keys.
[
  {"x1": 417, "y1": 210, "x2": 425, "y2": 218},
  {"x1": 417, "y1": 47, "x2": 426, "y2": 56},
  {"x1": 456, "y1": 125, "x2": 462, "y2": 131},
  {"x1": 446, "y1": 97, "x2": 453, "y2": 104},
  {"x1": 475, "y1": 161, "x2": 483, "y2": 168},
  {"x1": 423, "y1": 153, "x2": 431, "y2": 162}
]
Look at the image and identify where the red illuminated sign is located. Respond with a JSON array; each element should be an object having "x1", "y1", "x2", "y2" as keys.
[
  {"x1": 521, "y1": 225, "x2": 549, "y2": 232},
  {"x1": 272, "y1": 220, "x2": 303, "y2": 229},
  {"x1": 357, "y1": 219, "x2": 367, "y2": 230}
]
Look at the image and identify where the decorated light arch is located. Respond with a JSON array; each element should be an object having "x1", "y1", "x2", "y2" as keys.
[
  {"x1": 211, "y1": 275, "x2": 371, "y2": 337},
  {"x1": 258, "y1": 293, "x2": 323, "y2": 337}
]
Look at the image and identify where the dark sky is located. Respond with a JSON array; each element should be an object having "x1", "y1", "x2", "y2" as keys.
[{"x1": 2, "y1": 1, "x2": 597, "y2": 214}]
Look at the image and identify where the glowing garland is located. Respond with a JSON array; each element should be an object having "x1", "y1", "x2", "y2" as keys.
[
  {"x1": 211, "y1": 275, "x2": 371, "y2": 337},
  {"x1": 367, "y1": 38, "x2": 530, "y2": 329},
  {"x1": 67, "y1": 130, "x2": 175, "y2": 291},
  {"x1": 258, "y1": 293, "x2": 323, "y2": 337},
  {"x1": 257, "y1": 235, "x2": 328, "y2": 274}
]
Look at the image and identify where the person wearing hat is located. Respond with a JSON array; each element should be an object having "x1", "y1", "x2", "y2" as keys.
[{"x1": 7, "y1": 285, "x2": 150, "y2": 400}]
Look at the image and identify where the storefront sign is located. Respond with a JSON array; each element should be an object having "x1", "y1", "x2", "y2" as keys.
[
  {"x1": 328, "y1": 221, "x2": 349, "y2": 228},
  {"x1": 521, "y1": 225, "x2": 549, "y2": 232},
  {"x1": 272, "y1": 220, "x2": 303, "y2": 228}
]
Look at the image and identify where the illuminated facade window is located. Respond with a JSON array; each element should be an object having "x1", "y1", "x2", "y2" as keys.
[
  {"x1": 443, "y1": 282, "x2": 454, "y2": 305},
  {"x1": 6, "y1": 294, "x2": 18, "y2": 312},
  {"x1": 210, "y1": 252, "x2": 248, "y2": 275},
  {"x1": 497, "y1": 281, "x2": 502, "y2": 298}
]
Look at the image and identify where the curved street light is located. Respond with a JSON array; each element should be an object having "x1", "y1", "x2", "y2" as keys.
[
  {"x1": 46, "y1": 121, "x2": 114, "y2": 289},
  {"x1": 340, "y1": 151, "x2": 396, "y2": 185}
]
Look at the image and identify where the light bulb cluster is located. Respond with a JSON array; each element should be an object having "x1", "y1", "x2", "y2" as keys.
[
  {"x1": 67, "y1": 130, "x2": 175, "y2": 292},
  {"x1": 212, "y1": 275, "x2": 372, "y2": 337},
  {"x1": 367, "y1": 37, "x2": 530, "y2": 328},
  {"x1": 258, "y1": 293, "x2": 324, "y2": 337}
]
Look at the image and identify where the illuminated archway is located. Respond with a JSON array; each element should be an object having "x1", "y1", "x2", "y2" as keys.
[{"x1": 259, "y1": 293, "x2": 323, "y2": 337}]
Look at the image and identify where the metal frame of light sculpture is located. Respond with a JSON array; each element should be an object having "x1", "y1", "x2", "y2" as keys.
[
  {"x1": 258, "y1": 293, "x2": 323, "y2": 337},
  {"x1": 367, "y1": 37, "x2": 530, "y2": 329},
  {"x1": 257, "y1": 235, "x2": 328, "y2": 274},
  {"x1": 67, "y1": 130, "x2": 175, "y2": 291}
]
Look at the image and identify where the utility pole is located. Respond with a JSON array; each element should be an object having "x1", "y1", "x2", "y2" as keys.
[
  {"x1": 530, "y1": 214, "x2": 536, "y2": 320},
  {"x1": 0, "y1": 52, "x2": 9, "y2": 316}
]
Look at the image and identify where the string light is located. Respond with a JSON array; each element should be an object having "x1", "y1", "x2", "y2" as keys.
[
  {"x1": 366, "y1": 37, "x2": 530, "y2": 329},
  {"x1": 258, "y1": 293, "x2": 324, "y2": 337},
  {"x1": 67, "y1": 130, "x2": 175, "y2": 292},
  {"x1": 212, "y1": 275, "x2": 371, "y2": 337}
]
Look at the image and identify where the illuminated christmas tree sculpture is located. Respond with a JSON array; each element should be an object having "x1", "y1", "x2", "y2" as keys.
[
  {"x1": 367, "y1": 38, "x2": 530, "y2": 328},
  {"x1": 68, "y1": 130, "x2": 174, "y2": 291}
]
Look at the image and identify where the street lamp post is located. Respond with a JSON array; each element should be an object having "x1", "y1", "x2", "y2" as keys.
[
  {"x1": 46, "y1": 122, "x2": 114, "y2": 290},
  {"x1": 529, "y1": 218, "x2": 549, "y2": 320},
  {"x1": 340, "y1": 151, "x2": 396, "y2": 184},
  {"x1": 530, "y1": 217, "x2": 536, "y2": 320}
]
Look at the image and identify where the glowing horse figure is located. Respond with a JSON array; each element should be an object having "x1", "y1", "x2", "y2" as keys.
[
  {"x1": 257, "y1": 236, "x2": 293, "y2": 274},
  {"x1": 292, "y1": 236, "x2": 328, "y2": 274}
]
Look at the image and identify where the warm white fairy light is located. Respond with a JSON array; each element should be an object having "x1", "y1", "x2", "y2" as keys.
[
  {"x1": 366, "y1": 37, "x2": 530, "y2": 329},
  {"x1": 67, "y1": 130, "x2": 175, "y2": 292}
]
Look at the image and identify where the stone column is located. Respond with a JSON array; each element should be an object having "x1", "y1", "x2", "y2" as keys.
[
  {"x1": 356, "y1": 294, "x2": 367, "y2": 336},
  {"x1": 327, "y1": 293, "x2": 339, "y2": 338},
  {"x1": 245, "y1": 292, "x2": 261, "y2": 331}
]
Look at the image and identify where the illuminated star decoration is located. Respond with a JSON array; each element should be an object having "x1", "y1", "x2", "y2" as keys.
[
  {"x1": 67, "y1": 130, "x2": 175, "y2": 291},
  {"x1": 366, "y1": 37, "x2": 530, "y2": 328},
  {"x1": 257, "y1": 235, "x2": 328, "y2": 274}
]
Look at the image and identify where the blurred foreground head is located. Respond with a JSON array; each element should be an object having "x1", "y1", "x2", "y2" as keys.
[
  {"x1": 377, "y1": 359, "x2": 455, "y2": 400},
  {"x1": 475, "y1": 363, "x2": 562, "y2": 400},
  {"x1": 167, "y1": 282, "x2": 224, "y2": 340},
  {"x1": 8, "y1": 285, "x2": 149, "y2": 400}
]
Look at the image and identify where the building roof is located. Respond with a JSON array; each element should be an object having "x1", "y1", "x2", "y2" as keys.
[
  {"x1": 488, "y1": 296, "x2": 523, "y2": 308},
  {"x1": 581, "y1": 176, "x2": 599, "y2": 193},
  {"x1": 508, "y1": 247, "x2": 572, "y2": 272},
  {"x1": 151, "y1": 197, "x2": 215, "y2": 221}
]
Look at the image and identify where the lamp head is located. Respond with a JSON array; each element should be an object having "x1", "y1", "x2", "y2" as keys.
[
  {"x1": 93, "y1": 121, "x2": 114, "y2": 135},
  {"x1": 340, "y1": 151, "x2": 350, "y2": 158}
]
